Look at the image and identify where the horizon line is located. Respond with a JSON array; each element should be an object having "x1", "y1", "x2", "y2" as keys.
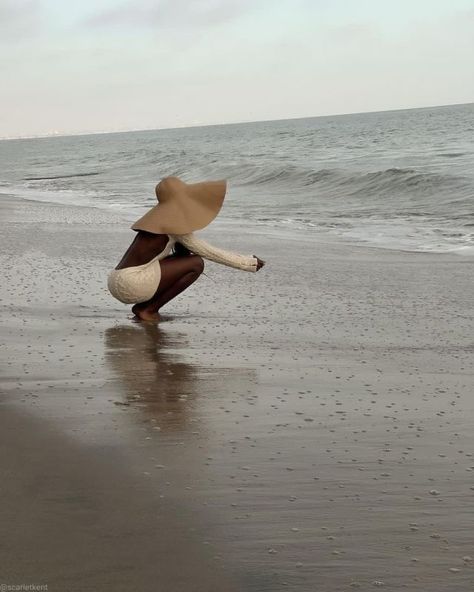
[{"x1": 1, "y1": 100, "x2": 472, "y2": 142}]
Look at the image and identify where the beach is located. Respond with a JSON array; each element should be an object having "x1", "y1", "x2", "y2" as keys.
[{"x1": 1, "y1": 194, "x2": 473, "y2": 591}]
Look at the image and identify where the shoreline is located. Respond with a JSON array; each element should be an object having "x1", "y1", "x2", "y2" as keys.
[
  {"x1": 1, "y1": 195, "x2": 473, "y2": 590},
  {"x1": 2, "y1": 189, "x2": 473, "y2": 258}
]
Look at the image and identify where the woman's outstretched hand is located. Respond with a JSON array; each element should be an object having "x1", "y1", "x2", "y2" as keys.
[{"x1": 254, "y1": 256, "x2": 266, "y2": 271}]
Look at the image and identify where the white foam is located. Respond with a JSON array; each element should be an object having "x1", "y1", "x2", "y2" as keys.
[
  {"x1": 0, "y1": 183, "x2": 145, "y2": 222},
  {"x1": 2, "y1": 184, "x2": 473, "y2": 256}
]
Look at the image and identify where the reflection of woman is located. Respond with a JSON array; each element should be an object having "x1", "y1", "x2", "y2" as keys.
[
  {"x1": 107, "y1": 176, "x2": 265, "y2": 321},
  {"x1": 104, "y1": 324, "x2": 257, "y2": 431},
  {"x1": 104, "y1": 324, "x2": 197, "y2": 429}
]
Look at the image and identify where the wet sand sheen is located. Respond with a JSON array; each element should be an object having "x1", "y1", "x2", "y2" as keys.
[{"x1": 1, "y1": 195, "x2": 473, "y2": 590}]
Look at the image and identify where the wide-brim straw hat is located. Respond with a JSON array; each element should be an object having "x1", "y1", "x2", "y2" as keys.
[{"x1": 131, "y1": 176, "x2": 227, "y2": 235}]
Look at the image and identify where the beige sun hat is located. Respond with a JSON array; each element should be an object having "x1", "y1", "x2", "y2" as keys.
[{"x1": 131, "y1": 176, "x2": 227, "y2": 235}]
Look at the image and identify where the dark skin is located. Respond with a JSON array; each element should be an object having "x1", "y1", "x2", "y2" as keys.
[{"x1": 116, "y1": 231, "x2": 265, "y2": 322}]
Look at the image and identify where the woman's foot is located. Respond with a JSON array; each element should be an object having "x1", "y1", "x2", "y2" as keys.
[{"x1": 132, "y1": 304, "x2": 161, "y2": 322}]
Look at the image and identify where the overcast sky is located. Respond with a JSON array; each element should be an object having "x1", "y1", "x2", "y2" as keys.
[{"x1": 1, "y1": 0, "x2": 473, "y2": 137}]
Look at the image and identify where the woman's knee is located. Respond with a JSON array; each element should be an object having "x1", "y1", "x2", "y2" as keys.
[{"x1": 189, "y1": 255, "x2": 204, "y2": 275}]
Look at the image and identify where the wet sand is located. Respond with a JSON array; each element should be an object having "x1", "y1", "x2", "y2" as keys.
[{"x1": 1, "y1": 195, "x2": 474, "y2": 591}]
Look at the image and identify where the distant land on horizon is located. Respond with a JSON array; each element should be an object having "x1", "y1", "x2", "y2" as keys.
[{"x1": 1, "y1": 101, "x2": 472, "y2": 142}]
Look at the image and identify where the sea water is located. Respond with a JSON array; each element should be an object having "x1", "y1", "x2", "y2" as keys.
[{"x1": 1, "y1": 103, "x2": 473, "y2": 254}]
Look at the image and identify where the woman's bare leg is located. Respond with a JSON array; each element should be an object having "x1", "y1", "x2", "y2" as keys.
[{"x1": 132, "y1": 255, "x2": 204, "y2": 321}]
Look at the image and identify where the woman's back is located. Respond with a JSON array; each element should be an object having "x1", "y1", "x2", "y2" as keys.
[{"x1": 116, "y1": 231, "x2": 172, "y2": 270}]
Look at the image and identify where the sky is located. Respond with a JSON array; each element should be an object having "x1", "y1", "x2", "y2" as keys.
[{"x1": 1, "y1": 0, "x2": 473, "y2": 137}]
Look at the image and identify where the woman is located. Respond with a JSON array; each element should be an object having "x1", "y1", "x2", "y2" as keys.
[{"x1": 108, "y1": 176, "x2": 265, "y2": 321}]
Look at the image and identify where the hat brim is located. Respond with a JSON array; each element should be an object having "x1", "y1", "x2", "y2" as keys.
[{"x1": 131, "y1": 178, "x2": 227, "y2": 235}]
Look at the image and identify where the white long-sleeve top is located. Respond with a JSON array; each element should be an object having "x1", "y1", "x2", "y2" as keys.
[{"x1": 169, "y1": 233, "x2": 258, "y2": 272}]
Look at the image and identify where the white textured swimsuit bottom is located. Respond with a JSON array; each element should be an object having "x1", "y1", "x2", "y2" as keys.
[{"x1": 107, "y1": 255, "x2": 162, "y2": 304}]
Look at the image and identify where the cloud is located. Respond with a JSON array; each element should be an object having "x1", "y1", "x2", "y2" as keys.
[
  {"x1": 86, "y1": 0, "x2": 262, "y2": 29},
  {"x1": 0, "y1": 0, "x2": 41, "y2": 38}
]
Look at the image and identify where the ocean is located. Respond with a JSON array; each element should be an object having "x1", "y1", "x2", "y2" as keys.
[{"x1": 1, "y1": 103, "x2": 473, "y2": 254}]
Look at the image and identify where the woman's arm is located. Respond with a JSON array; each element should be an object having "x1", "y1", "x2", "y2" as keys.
[{"x1": 170, "y1": 233, "x2": 259, "y2": 272}]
